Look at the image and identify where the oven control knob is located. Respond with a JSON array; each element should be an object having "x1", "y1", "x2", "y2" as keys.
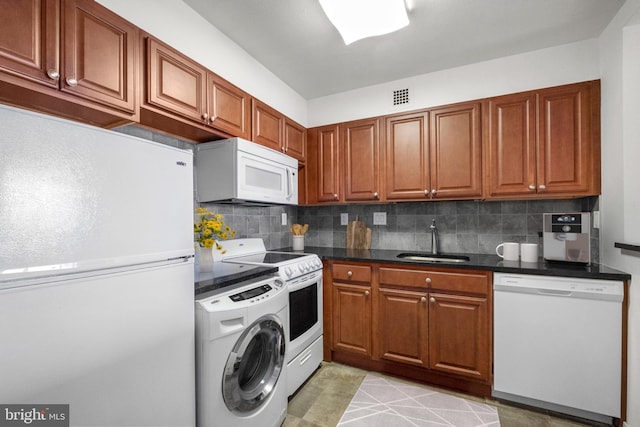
[
  {"x1": 285, "y1": 266, "x2": 293, "y2": 277},
  {"x1": 273, "y1": 279, "x2": 284, "y2": 288}
]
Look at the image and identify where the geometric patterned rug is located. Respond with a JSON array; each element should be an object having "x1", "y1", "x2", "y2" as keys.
[{"x1": 337, "y1": 374, "x2": 500, "y2": 426}]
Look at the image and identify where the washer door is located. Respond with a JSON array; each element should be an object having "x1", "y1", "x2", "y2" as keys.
[{"x1": 222, "y1": 314, "x2": 285, "y2": 414}]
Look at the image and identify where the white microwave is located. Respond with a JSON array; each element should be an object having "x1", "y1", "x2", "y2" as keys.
[{"x1": 195, "y1": 138, "x2": 298, "y2": 205}]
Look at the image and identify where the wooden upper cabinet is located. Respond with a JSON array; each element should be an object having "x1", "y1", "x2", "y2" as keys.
[
  {"x1": 0, "y1": 0, "x2": 59, "y2": 88},
  {"x1": 486, "y1": 81, "x2": 600, "y2": 198},
  {"x1": 145, "y1": 37, "x2": 207, "y2": 122},
  {"x1": 429, "y1": 102, "x2": 483, "y2": 199},
  {"x1": 342, "y1": 117, "x2": 382, "y2": 201},
  {"x1": 0, "y1": 0, "x2": 138, "y2": 125},
  {"x1": 284, "y1": 118, "x2": 306, "y2": 161},
  {"x1": 486, "y1": 93, "x2": 537, "y2": 196},
  {"x1": 143, "y1": 36, "x2": 252, "y2": 141},
  {"x1": 385, "y1": 112, "x2": 430, "y2": 200},
  {"x1": 252, "y1": 99, "x2": 306, "y2": 162},
  {"x1": 252, "y1": 98, "x2": 283, "y2": 151},
  {"x1": 537, "y1": 82, "x2": 597, "y2": 195},
  {"x1": 62, "y1": 0, "x2": 137, "y2": 113},
  {"x1": 309, "y1": 124, "x2": 341, "y2": 203},
  {"x1": 207, "y1": 72, "x2": 250, "y2": 139}
]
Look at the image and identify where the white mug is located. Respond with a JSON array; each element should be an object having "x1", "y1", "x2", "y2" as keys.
[
  {"x1": 520, "y1": 243, "x2": 539, "y2": 263},
  {"x1": 496, "y1": 242, "x2": 519, "y2": 261}
]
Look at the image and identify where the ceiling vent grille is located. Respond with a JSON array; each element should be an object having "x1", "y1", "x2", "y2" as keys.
[{"x1": 393, "y1": 88, "x2": 410, "y2": 106}]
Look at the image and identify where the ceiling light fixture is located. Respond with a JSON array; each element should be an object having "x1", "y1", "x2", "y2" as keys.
[{"x1": 319, "y1": 0, "x2": 409, "y2": 45}]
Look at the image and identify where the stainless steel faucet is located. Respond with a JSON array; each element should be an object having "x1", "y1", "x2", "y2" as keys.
[{"x1": 429, "y1": 218, "x2": 439, "y2": 254}]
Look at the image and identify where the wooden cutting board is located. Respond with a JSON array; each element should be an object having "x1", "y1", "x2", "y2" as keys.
[{"x1": 346, "y1": 215, "x2": 372, "y2": 250}]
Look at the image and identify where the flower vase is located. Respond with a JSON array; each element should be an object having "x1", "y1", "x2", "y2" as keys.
[{"x1": 196, "y1": 245, "x2": 214, "y2": 273}]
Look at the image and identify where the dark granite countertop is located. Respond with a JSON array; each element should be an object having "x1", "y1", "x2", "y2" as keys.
[{"x1": 278, "y1": 246, "x2": 631, "y2": 281}]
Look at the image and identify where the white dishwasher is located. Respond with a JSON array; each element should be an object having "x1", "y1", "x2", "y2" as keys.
[{"x1": 493, "y1": 273, "x2": 624, "y2": 424}]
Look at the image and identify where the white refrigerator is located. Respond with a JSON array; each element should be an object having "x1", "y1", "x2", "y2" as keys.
[{"x1": 0, "y1": 105, "x2": 196, "y2": 426}]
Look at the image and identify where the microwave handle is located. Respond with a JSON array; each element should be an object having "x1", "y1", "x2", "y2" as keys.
[{"x1": 286, "y1": 167, "x2": 294, "y2": 200}]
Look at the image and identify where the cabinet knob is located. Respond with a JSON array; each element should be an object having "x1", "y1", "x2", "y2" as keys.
[
  {"x1": 202, "y1": 113, "x2": 209, "y2": 120},
  {"x1": 284, "y1": 147, "x2": 288, "y2": 153},
  {"x1": 210, "y1": 116, "x2": 217, "y2": 123},
  {"x1": 538, "y1": 184, "x2": 546, "y2": 190},
  {"x1": 65, "y1": 77, "x2": 78, "y2": 87},
  {"x1": 425, "y1": 277, "x2": 432, "y2": 284},
  {"x1": 420, "y1": 296, "x2": 427, "y2": 302},
  {"x1": 364, "y1": 290, "x2": 370, "y2": 296},
  {"x1": 431, "y1": 189, "x2": 437, "y2": 196},
  {"x1": 528, "y1": 184, "x2": 536, "y2": 191},
  {"x1": 424, "y1": 189, "x2": 429, "y2": 196},
  {"x1": 373, "y1": 192, "x2": 379, "y2": 199},
  {"x1": 347, "y1": 271, "x2": 353, "y2": 278},
  {"x1": 46, "y1": 69, "x2": 60, "y2": 80},
  {"x1": 333, "y1": 193, "x2": 339, "y2": 200},
  {"x1": 429, "y1": 297, "x2": 436, "y2": 303}
]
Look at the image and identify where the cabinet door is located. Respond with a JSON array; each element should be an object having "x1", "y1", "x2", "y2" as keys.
[
  {"x1": 429, "y1": 102, "x2": 482, "y2": 199},
  {"x1": 62, "y1": 0, "x2": 137, "y2": 113},
  {"x1": 146, "y1": 37, "x2": 207, "y2": 122},
  {"x1": 385, "y1": 112, "x2": 430, "y2": 200},
  {"x1": 486, "y1": 93, "x2": 537, "y2": 197},
  {"x1": 342, "y1": 118, "x2": 381, "y2": 201},
  {"x1": 428, "y1": 293, "x2": 490, "y2": 382},
  {"x1": 313, "y1": 124, "x2": 341, "y2": 202},
  {"x1": 252, "y1": 98, "x2": 283, "y2": 152},
  {"x1": 207, "y1": 72, "x2": 250, "y2": 139},
  {"x1": 284, "y1": 118, "x2": 306, "y2": 162},
  {"x1": 0, "y1": 0, "x2": 59, "y2": 88},
  {"x1": 377, "y1": 287, "x2": 429, "y2": 367},
  {"x1": 332, "y1": 282, "x2": 372, "y2": 357},
  {"x1": 537, "y1": 83, "x2": 593, "y2": 195}
]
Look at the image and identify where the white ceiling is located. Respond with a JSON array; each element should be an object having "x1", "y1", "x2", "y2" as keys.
[{"x1": 182, "y1": 0, "x2": 624, "y2": 100}]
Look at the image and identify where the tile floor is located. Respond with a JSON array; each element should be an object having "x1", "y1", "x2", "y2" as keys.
[{"x1": 284, "y1": 363, "x2": 609, "y2": 427}]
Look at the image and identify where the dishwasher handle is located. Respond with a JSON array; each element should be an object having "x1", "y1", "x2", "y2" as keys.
[{"x1": 494, "y1": 283, "x2": 623, "y2": 302}]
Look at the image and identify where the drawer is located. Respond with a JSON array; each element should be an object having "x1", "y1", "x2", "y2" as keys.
[
  {"x1": 332, "y1": 263, "x2": 372, "y2": 283},
  {"x1": 379, "y1": 267, "x2": 490, "y2": 295}
]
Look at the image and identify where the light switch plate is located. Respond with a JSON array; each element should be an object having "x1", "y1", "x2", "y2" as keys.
[
  {"x1": 340, "y1": 213, "x2": 348, "y2": 225},
  {"x1": 593, "y1": 211, "x2": 600, "y2": 229},
  {"x1": 281, "y1": 212, "x2": 287, "y2": 226},
  {"x1": 373, "y1": 212, "x2": 387, "y2": 225}
]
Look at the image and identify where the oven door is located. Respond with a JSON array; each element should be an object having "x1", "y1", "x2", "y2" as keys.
[{"x1": 287, "y1": 270, "x2": 323, "y2": 362}]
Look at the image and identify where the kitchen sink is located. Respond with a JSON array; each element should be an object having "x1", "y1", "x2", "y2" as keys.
[{"x1": 396, "y1": 253, "x2": 470, "y2": 263}]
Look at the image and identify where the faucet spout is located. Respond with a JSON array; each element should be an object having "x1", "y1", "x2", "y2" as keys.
[{"x1": 429, "y1": 218, "x2": 439, "y2": 255}]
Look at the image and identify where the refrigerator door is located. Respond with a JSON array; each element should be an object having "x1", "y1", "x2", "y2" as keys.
[
  {"x1": 0, "y1": 259, "x2": 195, "y2": 426},
  {"x1": 0, "y1": 105, "x2": 194, "y2": 285}
]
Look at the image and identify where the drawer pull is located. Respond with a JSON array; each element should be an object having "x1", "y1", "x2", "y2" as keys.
[
  {"x1": 347, "y1": 271, "x2": 353, "y2": 277},
  {"x1": 425, "y1": 277, "x2": 432, "y2": 284}
]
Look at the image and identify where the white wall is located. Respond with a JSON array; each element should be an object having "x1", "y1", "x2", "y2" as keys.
[
  {"x1": 599, "y1": 2, "x2": 640, "y2": 425},
  {"x1": 307, "y1": 39, "x2": 599, "y2": 126},
  {"x1": 95, "y1": 0, "x2": 308, "y2": 126}
]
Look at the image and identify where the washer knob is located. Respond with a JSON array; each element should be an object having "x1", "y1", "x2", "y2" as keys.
[{"x1": 273, "y1": 279, "x2": 284, "y2": 288}]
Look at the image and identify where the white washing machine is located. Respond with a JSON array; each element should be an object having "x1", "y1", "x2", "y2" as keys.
[{"x1": 195, "y1": 274, "x2": 288, "y2": 427}]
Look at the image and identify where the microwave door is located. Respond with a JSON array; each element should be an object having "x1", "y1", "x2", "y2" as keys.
[{"x1": 238, "y1": 152, "x2": 298, "y2": 205}]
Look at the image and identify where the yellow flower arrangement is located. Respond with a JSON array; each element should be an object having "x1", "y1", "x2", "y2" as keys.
[{"x1": 194, "y1": 207, "x2": 236, "y2": 252}]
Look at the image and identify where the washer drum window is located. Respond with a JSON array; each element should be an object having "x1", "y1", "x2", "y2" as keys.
[{"x1": 222, "y1": 314, "x2": 286, "y2": 414}]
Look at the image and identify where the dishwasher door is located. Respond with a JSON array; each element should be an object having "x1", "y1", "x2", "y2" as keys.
[{"x1": 493, "y1": 273, "x2": 623, "y2": 422}]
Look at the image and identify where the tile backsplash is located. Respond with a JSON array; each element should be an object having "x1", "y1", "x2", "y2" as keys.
[{"x1": 118, "y1": 127, "x2": 600, "y2": 263}]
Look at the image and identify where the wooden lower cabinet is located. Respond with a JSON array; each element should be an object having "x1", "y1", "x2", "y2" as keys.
[
  {"x1": 377, "y1": 287, "x2": 429, "y2": 368},
  {"x1": 428, "y1": 292, "x2": 490, "y2": 381},
  {"x1": 327, "y1": 261, "x2": 493, "y2": 397},
  {"x1": 332, "y1": 282, "x2": 372, "y2": 357}
]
